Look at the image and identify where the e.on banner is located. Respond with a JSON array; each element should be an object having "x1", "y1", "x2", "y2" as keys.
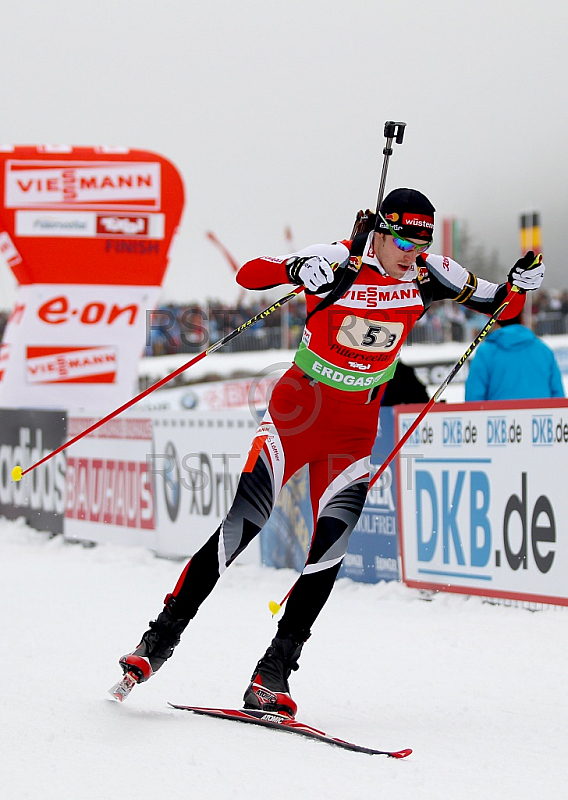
[
  {"x1": 0, "y1": 145, "x2": 184, "y2": 410},
  {"x1": 396, "y1": 399, "x2": 568, "y2": 606},
  {"x1": 1, "y1": 283, "x2": 158, "y2": 407}
]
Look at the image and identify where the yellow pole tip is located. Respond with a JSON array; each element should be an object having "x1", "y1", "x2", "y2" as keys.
[
  {"x1": 11, "y1": 465, "x2": 23, "y2": 482},
  {"x1": 268, "y1": 600, "x2": 281, "y2": 616}
]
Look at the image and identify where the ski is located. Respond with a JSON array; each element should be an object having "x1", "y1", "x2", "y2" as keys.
[
  {"x1": 108, "y1": 671, "x2": 139, "y2": 702},
  {"x1": 168, "y1": 704, "x2": 412, "y2": 758}
]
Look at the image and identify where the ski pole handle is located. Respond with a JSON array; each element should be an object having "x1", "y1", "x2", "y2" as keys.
[{"x1": 367, "y1": 280, "x2": 529, "y2": 491}]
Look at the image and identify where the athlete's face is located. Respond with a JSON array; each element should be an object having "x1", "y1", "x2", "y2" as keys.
[{"x1": 373, "y1": 232, "x2": 422, "y2": 280}]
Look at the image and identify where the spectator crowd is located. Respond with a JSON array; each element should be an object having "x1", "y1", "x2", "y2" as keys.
[
  {"x1": 141, "y1": 288, "x2": 568, "y2": 357},
  {"x1": 1, "y1": 289, "x2": 568, "y2": 357}
]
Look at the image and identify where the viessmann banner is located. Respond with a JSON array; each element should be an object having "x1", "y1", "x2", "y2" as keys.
[
  {"x1": 396, "y1": 399, "x2": 568, "y2": 605},
  {"x1": 0, "y1": 146, "x2": 184, "y2": 409}
]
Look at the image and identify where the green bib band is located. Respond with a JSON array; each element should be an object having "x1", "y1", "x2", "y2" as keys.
[{"x1": 294, "y1": 343, "x2": 398, "y2": 392}]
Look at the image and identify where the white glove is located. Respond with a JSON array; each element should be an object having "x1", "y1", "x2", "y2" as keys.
[
  {"x1": 508, "y1": 251, "x2": 545, "y2": 291},
  {"x1": 286, "y1": 255, "x2": 334, "y2": 293}
]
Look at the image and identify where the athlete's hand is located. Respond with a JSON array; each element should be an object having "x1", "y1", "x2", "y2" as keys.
[
  {"x1": 508, "y1": 251, "x2": 545, "y2": 291},
  {"x1": 286, "y1": 255, "x2": 334, "y2": 293}
]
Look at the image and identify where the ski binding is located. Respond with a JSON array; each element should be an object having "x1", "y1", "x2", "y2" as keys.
[{"x1": 108, "y1": 671, "x2": 139, "y2": 702}]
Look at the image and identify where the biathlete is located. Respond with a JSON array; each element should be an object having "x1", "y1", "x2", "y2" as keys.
[{"x1": 119, "y1": 188, "x2": 545, "y2": 716}]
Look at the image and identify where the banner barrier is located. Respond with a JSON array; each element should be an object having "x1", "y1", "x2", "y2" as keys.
[
  {"x1": 340, "y1": 407, "x2": 400, "y2": 583},
  {"x1": 61, "y1": 409, "x2": 259, "y2": 562},
  {"x1": 5, "y1": 398, "x2": 568, "y2": 603},
  {"x1": 138, "y1": 374, "x2": 282, "y2": 413},
  {"x1": 0, "y1": 402, "x2": 400, "y2": 578},
  {"x1": 396, "y1": 398, "x2": 568, "y2": 605}
]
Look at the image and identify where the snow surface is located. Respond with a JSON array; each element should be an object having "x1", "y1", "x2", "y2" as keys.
[{"x1": 2, "y1": 517, "x2": 567, "y2": 800}]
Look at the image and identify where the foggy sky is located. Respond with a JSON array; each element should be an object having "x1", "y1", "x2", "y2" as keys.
[{"x1": 1, "y1": 0, "x2": 567, "y2": 309}]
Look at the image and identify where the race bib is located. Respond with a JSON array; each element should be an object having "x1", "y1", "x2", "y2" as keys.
[{"x1": 336, "y1": 315, "x2": 404, "y2": 352}]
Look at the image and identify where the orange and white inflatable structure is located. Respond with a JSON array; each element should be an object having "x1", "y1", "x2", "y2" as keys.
[{"x1": 0, "y1": 145, "x2": 184, "y2": 409}]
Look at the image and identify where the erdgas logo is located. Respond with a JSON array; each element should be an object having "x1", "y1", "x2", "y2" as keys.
[{"x1": 311, "y1": 360, "x2": 382, "y2": 388}]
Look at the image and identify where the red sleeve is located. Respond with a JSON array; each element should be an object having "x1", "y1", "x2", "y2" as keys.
[
  {"x1": 236, "y1": 256, "x2": 290, "y2": 291},
  {"x1": 498, "y1": 284, "x2": 526, "y2": 320},
  {"x1": 237, "y1": 240, "x2": 351, "y2": 291}
]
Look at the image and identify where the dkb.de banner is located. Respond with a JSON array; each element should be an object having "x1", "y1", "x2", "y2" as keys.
[{"x1": 396, "y1": 398, "x2": 568, "y2": 605}]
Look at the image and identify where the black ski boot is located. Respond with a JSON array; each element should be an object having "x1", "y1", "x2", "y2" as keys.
[
  {"x1": 243, "y1": 633, "x2": 306, "y2": 718},
  {"x1": 119, "y1": 598, "x2": 187, "y2": 683}
]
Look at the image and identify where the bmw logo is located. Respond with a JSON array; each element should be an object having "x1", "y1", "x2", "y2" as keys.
[{"x1": 163, "y1": 441, "x2": 180, "y2": 522}]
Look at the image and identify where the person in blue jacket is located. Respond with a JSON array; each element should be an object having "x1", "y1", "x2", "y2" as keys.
[{"x1": 465, "y1": 312, "x2": 565, "y2": 401}]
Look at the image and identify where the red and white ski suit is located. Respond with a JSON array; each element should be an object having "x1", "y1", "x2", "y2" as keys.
[{"x1": 168, "y1": 233, "x2": 524, "y2": 639}]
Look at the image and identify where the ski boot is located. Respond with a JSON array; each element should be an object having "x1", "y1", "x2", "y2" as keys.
[
  {"x1": 243, "y1": 633, "x2": 305, "y2": 719},
  {"x1": 111, "y1": 597, "x2": 187, "y2": 700}
]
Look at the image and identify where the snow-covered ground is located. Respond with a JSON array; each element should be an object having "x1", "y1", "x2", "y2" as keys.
[{"x1": 2, "y1": 516, "x2": 567, "y2": 800}]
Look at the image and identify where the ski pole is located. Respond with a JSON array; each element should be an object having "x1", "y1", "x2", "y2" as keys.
[
  {"x1": 269, "y1": 257, "x2": 542, "y2": 617},
  {"x1": 367, "y1": 272, "x2": 541, "y2": 491},
  {"x1": 271, "y1": 122, "x2": 407, "y2": 615},
  {"x1": 11, "y1": 285, "x2": 307, "y2": 483}
]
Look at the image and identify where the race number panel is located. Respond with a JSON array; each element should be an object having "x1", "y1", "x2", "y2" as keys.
[{"x1": 336, "y1": 315, "x2": 404, "y2": 352}]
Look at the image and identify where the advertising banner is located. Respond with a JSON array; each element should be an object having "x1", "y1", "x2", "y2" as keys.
[
  {"x1": 64, "y1": 414, "x2": 157, "y2": 548},
  {"x1": 339, "y1": 406, "x2": 400, "y2": 583},
  {"x1": 150, "y1": 409, "x2": 260, "y2": 561},
  {"x1": 0, "y1": 283, "x2": 159, "y2": 408},
  {"x1": 0, "y1": 145, "x2": 184, "y2": 410},
  {"x1": 138, "y1": 374, "x2": 282, "y2": 413},
  {"x1": 396, "y1": 399, "x2": 568, "y2": 605},
  {"x1": 260, "y1": 467, "x2": 313, "y2": 572},
  {"x1": 0, "y1": 408, "x2": 66, "y2": 533}
]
